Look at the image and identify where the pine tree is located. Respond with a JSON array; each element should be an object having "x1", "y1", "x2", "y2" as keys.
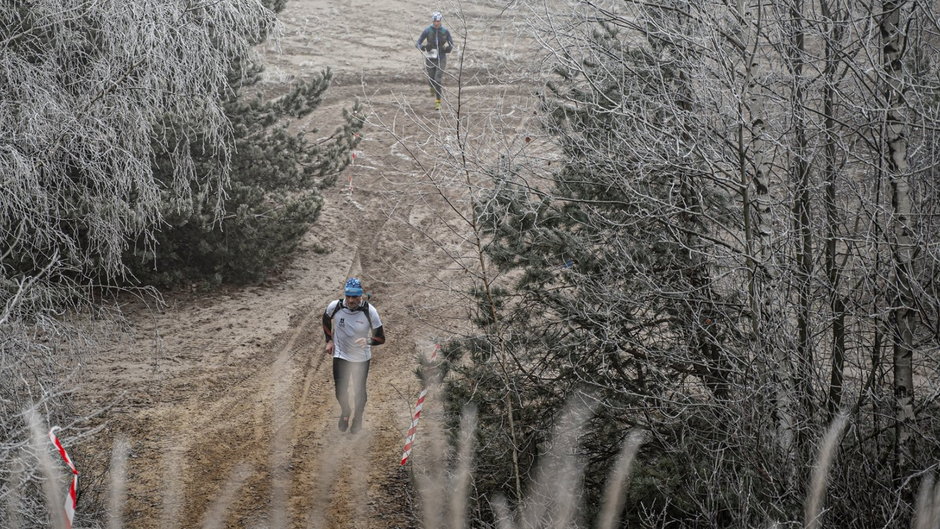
[
  {"x1": 127, "y1": 0, "x2": 363, "y2": 286},
  {"x1": 128, "y1": 65, "x2": 363, "y2": 286},
  {"x1": 443, "y1": 19, "x2": 747, "y2": 525}
]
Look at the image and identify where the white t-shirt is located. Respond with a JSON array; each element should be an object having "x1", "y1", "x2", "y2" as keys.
[{"x1": 325, "y1": 300, "x2": 383, "y2": 362}]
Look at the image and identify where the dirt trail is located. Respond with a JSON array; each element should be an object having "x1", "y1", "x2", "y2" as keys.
[{"x1": 73, "y1": 1, "x2": 540, "y2": 528}]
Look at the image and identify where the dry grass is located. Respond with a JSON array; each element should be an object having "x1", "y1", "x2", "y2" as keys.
[{"x1": 15, "y1": 396, "x2": 910, "y2": 529}]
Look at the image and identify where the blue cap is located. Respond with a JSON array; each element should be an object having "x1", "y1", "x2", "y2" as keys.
[{"x1": 344, "y1": 277, "x2": 363, "y2": 296}]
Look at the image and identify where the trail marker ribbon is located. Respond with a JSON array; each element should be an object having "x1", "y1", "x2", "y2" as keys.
[
  {"x1": 400, "y1": 345, "x2": 439, "y2": 466},
  {"x1": 48, "y1": 427, "x2": 78, "y2": 529}
]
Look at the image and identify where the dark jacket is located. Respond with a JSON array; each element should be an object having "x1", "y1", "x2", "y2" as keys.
[{"x1": 415, "y1": 25, "x2": 454, "y2": 55}]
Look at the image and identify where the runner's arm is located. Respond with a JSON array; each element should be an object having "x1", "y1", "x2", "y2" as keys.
[
  {"x1": 370, "y1": 326, "x2": 385, "y2": 346},
  {"x1": 445, "y1": 29, "x2": 454, "y2": 51},
  {"x1": 322, "y1": 312, "x2": 332, "y2": 341},
  {"x1": 416, "y1": 28, "x2": 429, "y2": 50}
]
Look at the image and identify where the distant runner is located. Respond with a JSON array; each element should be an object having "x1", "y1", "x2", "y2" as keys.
[
  {"x1": 323, "y1": 278, "x2": 386, "y2": 433},
  {"x1": 415, "y1": 11, "x2": 455, "y2": 111}
]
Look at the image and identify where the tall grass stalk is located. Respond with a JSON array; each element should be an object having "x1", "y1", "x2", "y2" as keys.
[
  {"x1": 913, "y1": 474, "x2": 940, "y2": 529},
  {"x1": 106, "y1": 438, "x2": 130, "y2": 529},
  {"x1": 804, "y1": 412, "x2": 849, "y2": 529},
  {"x1": 302, "y1": 399, "x2": 371, "y2": 527},
  {"x1": 492, "y1": 495, "x2": 516, "y2": 529},
  {"x1": 158, "y1": 444, "x2": 186, "y2": 529},
  {"x1": 448, "y1": 408, "x2": 478, "y2": 529},
  {"x1": 305, "y1": 437, "x2": 344, "y2": 528},
  {"x1": 269, "y1": 350, "x2": 293, "y2": 529},
  {"x1": 198, "y1": 463, "x2": 251, "y2": 529},
  {"x1": 350, "y1": 430, "x2": 373, "y2": 527},
  {"x1": 516, "y1": 399, "x2": 594, "y2": 529},
  {"x1": 26, "y1": 409, "x2": 67, "y2": 529},
  {"x1": 595, "y1": 430, "x2": 644, "y2": 529},
  {"x1": 415, "y1": 383, "x2": 448, "y2": 528}
]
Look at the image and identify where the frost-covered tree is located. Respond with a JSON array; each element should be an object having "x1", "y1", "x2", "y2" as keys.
[
  {"x1": 1, "y1": 1, "x2": 277, "y2": 287},
  {"x1": 0, "y1": 1, "x2": 284, "y2": 525},
  {"x1": 442, "y1": 1, "x2": 940, "y2": 527}
]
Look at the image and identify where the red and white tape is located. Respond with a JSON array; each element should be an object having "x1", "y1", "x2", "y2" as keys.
[
  {"x1": 348, "y1": 150, "x2": 363, "y2": 189},
  {"x1": 400, "y1": 345, "x2": 440, "y2": 466},
  {"x1": 48, "y1": 427, "x2": 78, "y2": 528}
]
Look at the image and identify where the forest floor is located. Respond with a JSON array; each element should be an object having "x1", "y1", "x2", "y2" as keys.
[{"x1": 71, "y1": 1, "x2": 542, "y2": 527}]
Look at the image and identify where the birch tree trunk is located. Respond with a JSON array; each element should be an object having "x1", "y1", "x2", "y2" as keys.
[
  {"x1": 736, "y1": 0, "x2": 796, "y2": 475},
  {"x1": 781, "y1": 0, "x2": 815, "y2": 481},
  {"x1": 880, "y1": 0, "x2": 916, "y2": 479},
  {"x1": 821, "y1": 0, "x2": 848, "y2": 422}
]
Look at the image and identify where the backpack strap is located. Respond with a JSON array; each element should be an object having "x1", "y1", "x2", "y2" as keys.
[
  {"x1": 329, "y1": 299, "x2": 344, "y2": 320},
  {"x1": 329, "y1": 298, "x2": 374, "y2": 337},
  {"x1": 361, "y1": 300, "x2": 374, "y2": 336}
]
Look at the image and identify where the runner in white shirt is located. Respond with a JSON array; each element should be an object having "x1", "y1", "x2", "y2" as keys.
[{"x1": 322, "y1": 278, "x2": 386, "y2": 433}]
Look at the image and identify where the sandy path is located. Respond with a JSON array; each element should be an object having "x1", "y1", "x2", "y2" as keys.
[{"x1": 72, "y1": 1, "x2": 540, "y2": 528}]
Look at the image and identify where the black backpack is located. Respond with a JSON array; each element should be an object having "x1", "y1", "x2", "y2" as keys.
[{"x1": 329, "y1": 298, "x2": 374, "y2": 335}]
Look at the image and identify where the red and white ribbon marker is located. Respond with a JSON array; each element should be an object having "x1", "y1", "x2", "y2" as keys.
[
  {"x1": 400, "y1": 345, "x2": 440, "y2": 466},
  {"x1": 48, "y1": 427, "x2": 78, "y2": 528},
  {"x1": 348, "y1": 148, "x2": 363, "y2": 189}
]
